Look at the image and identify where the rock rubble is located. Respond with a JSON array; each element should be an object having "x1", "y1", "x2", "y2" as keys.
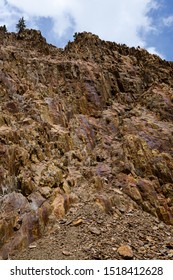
[{"x1": 0, "y1": 29, "x2": 173, "y2": 259}]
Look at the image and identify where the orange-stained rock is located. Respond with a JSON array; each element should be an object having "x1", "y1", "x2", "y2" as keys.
[
  {"x1": 51, "y1": 188, "x2": 76, "y2": 219},
  {"x1": 0, "y1": 192, "x2": 51, "y2": 258},
  {"x1": 117, "y1": 245, "x2": 134, "y2": 259},
  {"x1": 1, "y1": 29, "x2": 173, "y2": 257},
  {"x1": 95, "y1": 194, "x2": 113, "y2": 214}
]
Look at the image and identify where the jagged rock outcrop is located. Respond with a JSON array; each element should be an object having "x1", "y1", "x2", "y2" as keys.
[{"x1": 0, "y1": 29, "x2": 173, "y2": 259}]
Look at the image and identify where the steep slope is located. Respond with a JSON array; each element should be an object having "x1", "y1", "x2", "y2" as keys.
[{"x1": 0, "y1": 29, "x2": 173, "y2": 259}]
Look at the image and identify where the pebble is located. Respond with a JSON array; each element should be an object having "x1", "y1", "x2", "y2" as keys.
[
  {"x1": 146, "y1": 236, "x2": 153, "y2": 242},
  {"x1": 138, "y1": 246, "x2": 146, "y2": 253},
  {"x1": 72, "y1": 218, "x2": 83, "y2": 226},
  {"x1": 152, "y1": 226, "x2": 158, "y2": 230},
  {"x1": 159, "y1": 248, "x2": 167, "y2": 255},
  {"x1": 158, "y1": 223, "x2": 165, "y2": 229},
  {"x1": 117, "y1": 245, "x2": 134, "y2": 259},
  {"x1": 29, "y1": 244, "x2": 37, "y2": 249},
  {"x1": 62, "y1": 250, "x2": 71, "y2": 256},
  {"x1": 167, "y1": 250, "x2": 173, "y2": 258},
  {"x1": 89, "y1": 226, "x2": 101, "y2": 235}
]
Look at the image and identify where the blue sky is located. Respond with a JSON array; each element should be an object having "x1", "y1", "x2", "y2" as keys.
[{"x1": 0, "y1": 0, "x2": 173, "y2": 60}]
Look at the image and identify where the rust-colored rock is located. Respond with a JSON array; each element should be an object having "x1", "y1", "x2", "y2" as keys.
[
  {"x1": 117, "y1": 245, "x2": 134, "y2": 259},
  {"x1": 52, "y1": 189, "x2": 70, "y2": 219},
  {"x1": 1, "y1": 29, "x2": 173, "y2": 257},
  {"x1": 95, "y1": 194, "x2": 113, "y2": 214}
]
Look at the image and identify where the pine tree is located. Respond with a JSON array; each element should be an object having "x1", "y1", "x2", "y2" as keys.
[
  {"x1": 16, "y1": 17, "x2": 26, "y2": 33},
  {"x1": 0, "y1": 25, "x2": 7, "y2": 33}
]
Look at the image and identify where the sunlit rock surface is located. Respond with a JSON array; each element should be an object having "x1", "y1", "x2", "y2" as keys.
[{"x1": 0, "y1": 30, "x2": 173, "y2": 258}]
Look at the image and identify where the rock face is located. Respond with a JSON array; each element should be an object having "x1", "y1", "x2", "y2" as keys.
[{"x1": 0, "y1": 29, "x2": 173, "y2": 258}]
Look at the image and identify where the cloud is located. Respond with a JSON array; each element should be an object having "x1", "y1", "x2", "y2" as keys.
[
  {"x1": 163, "y1": 15, "x2": 173, "y2": 27},
  {"x1": 147, "y1": 47, "x2": 165, "y2": 59},
  {"x1": 0, "y1": 0, "x2": 161, "y2": 49},
  {"x1": 0, "y1": 0, "x2": 19, "y2": 27}
]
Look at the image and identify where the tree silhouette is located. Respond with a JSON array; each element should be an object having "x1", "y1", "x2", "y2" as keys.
[
  {"x1": 16, "y1": 17, "x2": 26, "y2": 33},
  {"x1": 0, "y1": 25, "x2": 7, "y2": 33}
]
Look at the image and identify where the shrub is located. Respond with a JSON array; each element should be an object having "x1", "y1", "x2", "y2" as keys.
[
  {"x1": 0, "y1": 25, "x2": 7, "y2": 33},
  {"x1": 73, "y1": 32, "x2": 78, "y2": 40}
]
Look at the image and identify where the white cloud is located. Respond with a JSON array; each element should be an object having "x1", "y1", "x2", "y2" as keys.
[
  {"x1": 163, "y1": 15, "x2": 173, "y2": 27},
  {"x1": 0, "y1": 0, "x2": 18, "y2": 27},
  {"x1": 0, "y1": 0, "x2": 160, "y2": 49},
  {"x1": 147, "y1": 47, "x2": 165, "y2": 59}
]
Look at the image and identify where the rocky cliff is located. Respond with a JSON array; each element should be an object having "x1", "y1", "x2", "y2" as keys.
[{"x1": 0, "y1": 29, "x2": 173, "y2": 259}]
